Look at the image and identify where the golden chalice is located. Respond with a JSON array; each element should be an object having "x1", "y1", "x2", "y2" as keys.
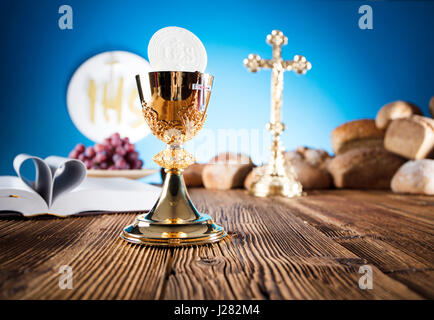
[{"x1": 121, "y1": 71, "x2": 227, "y2": 246}]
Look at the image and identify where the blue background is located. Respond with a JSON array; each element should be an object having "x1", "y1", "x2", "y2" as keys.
[{"x1": 0, "y1": 0, "x2": 433, "y2": 182}]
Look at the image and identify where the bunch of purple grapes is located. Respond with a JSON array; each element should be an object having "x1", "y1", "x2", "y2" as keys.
[{"x1": 68, "y1": 133, "x2": 143, "y2": 170}]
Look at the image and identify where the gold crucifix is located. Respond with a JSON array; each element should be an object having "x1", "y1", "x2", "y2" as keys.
[{"x1": 244, "y1": 30, "x2": 311, "y2": 198}]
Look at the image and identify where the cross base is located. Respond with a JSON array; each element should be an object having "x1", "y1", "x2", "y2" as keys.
[
  {"x1": 248, "y1": 120, "x2": 303, "y2": 199},
  {"x1": 248, "y1": 171, "x2": 303, "y2": 198}
]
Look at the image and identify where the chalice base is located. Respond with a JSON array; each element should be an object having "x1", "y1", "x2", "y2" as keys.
[
  {"x1": 121, "y1": 171, "x2": 227, "y2": 246},
  {"x1": 248, "y1": 173, "x2": 303, "y2": 198},
  {"x1": 121, "y1": 213, "x2": 227, "y2": 246}
]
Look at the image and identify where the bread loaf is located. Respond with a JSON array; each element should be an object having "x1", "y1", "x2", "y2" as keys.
[
  {"x1": 327, "y1": 147, "x2": 406, "y2": 189},
  {"x1": 375, "y1": 101, "x2": 422, "y2": 130},
  {"x1": 331, "y1": 119, "x2": 385, "y2": 155},
  {"x1": 384, "y1": 115, "x2": 434, "y2": 160},
  {"x1": 203, "y1": 152, "x2": 253, "y2": 190},
  {"x1": 391, "y1": 159, "x2": 434, "y2": 195}
]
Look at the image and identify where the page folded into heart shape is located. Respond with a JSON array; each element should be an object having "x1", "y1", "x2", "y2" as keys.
[{"x1": 13, "y1": 154, "x2": 86, "y2": 206}]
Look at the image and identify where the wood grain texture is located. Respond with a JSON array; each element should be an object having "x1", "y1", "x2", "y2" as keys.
[{"x1": 0, "y1": 190, "x2": 432, "y2": 300}]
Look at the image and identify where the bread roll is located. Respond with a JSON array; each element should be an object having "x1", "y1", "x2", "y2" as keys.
[
  {"x1": 291, "y1": 161, "x2": 332, "y2": 189},
  {"x1": 376, "y1": 101, "x2": 422, "y2": 130},
  {"x1": 384, "y1": 115, "x2": 434, "y2": 160},
  {"x1": 391, "y1": 159, "x2": 434, "y2": 195},
  {"x1": 203, "y1": 152, "x2": 253, "y2": 190},
  {"x1": 327, "y1": 147, "x2": 406, "y2": 189},
  {"x1": 331, "y1": 119, "x2": 385, "y2": 155},
  {"x1": 244, "y1": 165, "x2": 266, "y2": 190},
  {"x1": 291, "y1": 146, "x2": 332, "y2": 168},
  {"x1": 284, "y1": 146, "x2": 333, "y2": 189},
  {"x1": 244, "y1": 160, "x2": 332, "y2": 191}
]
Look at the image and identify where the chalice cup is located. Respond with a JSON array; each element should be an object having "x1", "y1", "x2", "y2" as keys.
[{"x1": 121, "y1": 71, "x2": 227, "y2": 246}]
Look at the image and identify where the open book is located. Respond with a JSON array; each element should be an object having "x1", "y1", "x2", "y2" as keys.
[{"x1": 0, "y1": 154, "x2": 161, "y2": 217}]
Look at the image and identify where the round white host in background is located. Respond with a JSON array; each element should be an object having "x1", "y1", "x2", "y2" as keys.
[
  {"x1": 148, "y1": 26, "x2": 207, "y2": 72},
  {"x1": 67, "y1": 51, "x2": 152, "y2": 143}
]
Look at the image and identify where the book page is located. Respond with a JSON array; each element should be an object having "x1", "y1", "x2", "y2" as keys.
[
  {"x1": 0, "y1": 176, "x2": 48, "y2": 215},
  {"x1": 50, "y1": 177, "x2": 161, "y2": 215}
]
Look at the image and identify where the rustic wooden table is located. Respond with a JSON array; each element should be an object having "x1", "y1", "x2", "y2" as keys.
[{"x1": 0, "y1": 189, "x2": 433, "y2": 300}]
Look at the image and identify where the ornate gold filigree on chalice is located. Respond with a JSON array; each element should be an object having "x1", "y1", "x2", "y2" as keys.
[
  {"x1": 121, "y1": 71, "x2": 227, "y2": 246},
  {"x1": 244, "y1": 30, "x2": 311, "y2": 198}
]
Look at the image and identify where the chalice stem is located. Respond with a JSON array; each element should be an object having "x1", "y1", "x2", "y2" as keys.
[
  {"x1": 148, "y1": 144, "x2": 201, "y2": 222},
  {"x1": 145, "y1": 168, "x2": 201, "y2": 222}
]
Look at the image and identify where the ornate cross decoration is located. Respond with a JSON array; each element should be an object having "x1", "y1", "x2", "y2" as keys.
[
  {"x1": 244, "y1": 30, "x2": 311, "y2": 198},
  {"x1": 192, "y1": 79, "x2": 211, "y2": 111}
]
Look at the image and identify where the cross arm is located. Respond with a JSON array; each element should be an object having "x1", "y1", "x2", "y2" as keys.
[
  {"x1": 243, "y1": 54, "x2": 273, "y2": 73},
  {"x1": 283, "y1": 55, "x2": 312, "y2": 74}
]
